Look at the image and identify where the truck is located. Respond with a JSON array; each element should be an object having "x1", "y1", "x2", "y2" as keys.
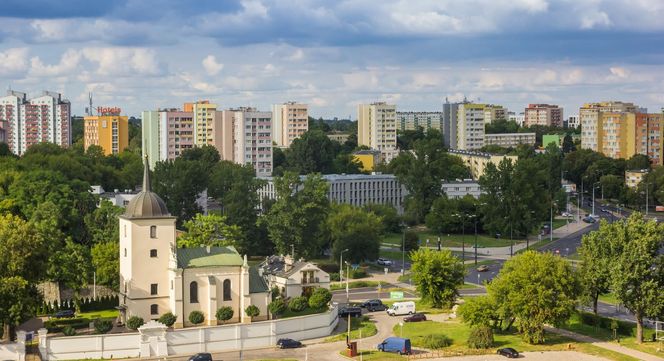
[
  {"x1": 377, "y1": 337, "x2": 412, "y2": 355},
  {"x1": 386, "y1": 301, "x2": 415, "y2": 316}
]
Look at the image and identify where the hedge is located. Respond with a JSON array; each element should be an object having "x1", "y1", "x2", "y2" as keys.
[{"x1": 578, "y1": 311, "x2": 634, "y2": 336}]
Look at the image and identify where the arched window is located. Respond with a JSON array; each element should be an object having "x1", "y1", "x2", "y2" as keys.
[
  {"x1": 190, "y1": 281, "x2": 198, "y2": 303},
  {"x1": 150, "y1": 304, "x2": 158, "y2": 315},
  {"x1": 150, "y1": 226, "x2": 157, "y2": 238},
  {"x1": 223, "y1": 279, "x2": 231, "y2": 301}
]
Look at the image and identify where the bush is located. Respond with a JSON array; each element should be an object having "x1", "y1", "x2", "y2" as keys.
[
  {"x1": 289, "y1": 297, "x2": 308, "y2": 312},
  {"x1": 62, "y1": 326, "x2": 76, "y2": 336},
  {"x1": 93, "y1": 319, "x2": 113, "y2": 334},
  {"x1": 270, "y1": 286, "x2": 281, "y2": 301},
  {"x1": 329, "y1": 272, "x2": 340, "y2": 281},
  {"x1": 44, "y1": 318, "x2": 91, "y2": 333},
  {"x1": 422, "y1": 334, "x2": 452, "y2": 349},
  {"x1": 578, "y1": 312, "x2": 633, "y2": 336},
  {"x1": 467, "y1": 326, "x2": 494, "y2": 349},
  {"x1": 158, "y1": 312, "x2": 177, "y2": 327},
  {"x1": 216, "y1": 306, "x2": 234, "y2": 324},
  {"x1": 245, "y1": 305, "x2": 260, "y2": 319},
  {"x1": 126, "y1": 316, "x2": 144, "y2": 330},
  {"x1": 269, "y1": 299, "x2": 287, "y2": 318},
  {"x1": 308, "y1": 288, "x2": 332, "y2": 309},
  {"x1": 349, "y1": 269, "x2": 367, "y2": 279},
  {"x1": 404, "y1": 230, "x2": 419, "y2": 251},
  {"x1": 188, "y1": 311, "x2": 205, "y2": 325}
]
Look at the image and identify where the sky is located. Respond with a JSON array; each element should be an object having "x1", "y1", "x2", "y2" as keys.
[{"x1": 1, "y1": 0, "x2": 664, "y2": 118}]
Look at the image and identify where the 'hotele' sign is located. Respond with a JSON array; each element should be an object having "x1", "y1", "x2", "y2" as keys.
[{"x1": 97, "y1": 106, "x2": 121, "y2": 116}]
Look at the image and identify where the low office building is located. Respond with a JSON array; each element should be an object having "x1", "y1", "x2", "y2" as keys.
[
  {"x1": 441, "y1": 180, "x2": 482, "y2": 199},
  {"x1": 352, "y1": 150, "x2": 381, "y2": 171},
  {"x1": 625, "y1": 169, "x2": 648, "y2": 188},
  {"x1": 258, "y1": 255, "x2": 330, "y2": 298},
  {"x1": 483, "y1": 133, "x2": 535, "y2": 148},
  {"x1": 327, "y1": 132, "x2": 350, "y2": 144},
  {"x1": 396, "y1": 111, "x2": 442, "y2": 131},
  {"x1": 448, "y1": 149, "x2": 518, "y2": 179}
]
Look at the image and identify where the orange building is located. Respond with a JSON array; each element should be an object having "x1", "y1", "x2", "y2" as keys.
[
  {"x1": 84, "y1": 113, "x2": 129, "y2": 155},
  {"x1": 635, "y1": 112, "x2": 664, "y2": 166}
]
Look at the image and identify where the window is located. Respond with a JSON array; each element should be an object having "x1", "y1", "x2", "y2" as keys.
[
  {"x1": 223, "y1": 279, "x2": 231, "y2": 301},
  {"x1": 150, "y1": 226, "x2": 157, "y2": 238},
  {"x1": 150, "y1": 249, "x2": 157, "y2": 258},
  {"x1": 190, "y1": 281, "x2": 198, "y2": 303},
  {"x1": 124, "y1": 248, "x2": 127, "y2": 257},
  {"x1": 124, "y1": 225, "x2": 127, "y2": 237},
  {"x1": 150, "y1": 304, "x2": 158, "y2": 315},
  {"x1": 151, "y1": 283, "x2": 158, "y2": 295}
]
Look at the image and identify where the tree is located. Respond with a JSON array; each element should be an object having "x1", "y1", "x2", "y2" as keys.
[
  {"x1": 328, "y1": 204, "x2": 382, "y2": 263},
  {"x1": 269, "y1": 299, "x2": 287, "y2": 319},
  {"x1": 285, "y1": 130, "x2": 338, "y2": 174},
  {"x1": 179, "y1": 145, "x2": 220, "y2": 171},
  {"x1": 0, "y1": 277, "x2": 42, "y2": 341},
  {"x1": 127, "y1": 316, "x2": 144, "y2": 330},
  {"x1": 488, "y1": 251, "x2": 580, "y2": 344},
  {"x1": 84, "y1": 200, "x2": 122, "y2": 245},
  {"x1": 562, "y1": 134, "x2": 576, "y2": 153},
  {"x1": 467, "y1": 326, "x2": 494, "y2": 349},
  {"x1": 625, "y1": 154, "x2": 650, "y2": 171},
  {"x1": 410, "y1": 248, "x2": 465, "y2": 308},
  {"x1": 485, "y1": 119, "x2": 520, "y2": 134},
  {"x1": 93, "y1": 319, "x2": 113, "y2": 334},
  {"x1": 188, "y1": 310, "x2": 205, "y2": 325},
  {"x1": 308, "y1": 288, "x2": 332, "y2": 309},
  {"x1": 46, "y1": 240, "x2": 91, "y2": 309},
  {"x1": 178, "y1": 213, "x2": 242, "y2": 249},
  {"x1": 426, "y1": 195, "x2": 479, "y2": 234},
  {"x1": 158, "y1": 312, "x2": 177, "y2": 327},
  {"x1": 598, "y1": 174, "x2": 625, "y2": 201},
  {"x1": 91, "y1": 241, "x2": 119, "y2": 291},
  {"x1": 288, "y1": 296, "x2": 308, "y2": 312},
  {"x1": 578, "y1": 221, "x2": 614, "y2": 315},
  {"x1": 245, "y1": 305, "x2": 260, "y2": 320},
  {"x1": 152, "y1": 158, "x2": 207, "y2": 226},
  {"x1": 458, "y1": 296, "x2": 499, "y2": 328},
  {"x1": 216, "y1": 306, "x2": 234, "y2": 324},
  {"x1": 363, "y1": 203, "x2": 401, "y2": 234},
  {"x1": 404, "y1": 230, "x2": 419, "y2": 251}
]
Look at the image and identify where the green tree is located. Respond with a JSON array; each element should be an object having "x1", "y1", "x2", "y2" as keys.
[
  {"x1": 216, "y1": 306, "x2": 234, "y2": 324},
  {"x1": 625, "y1": 154, "x2": 650, "y2": 171},
  {"x1": 91, "y1": 241, "x2": 120, "y2": 291},
  {"x1": 404, "y1": 230, "x2": 419, "y2": 251},
  {"x1": 127, "y1": 316, "x2": 144, "y2": 330},
  {"x1": 458, "y1": 296, "x2": 499, "y2": 328},
  {"x1": 269, "y1": 299, "x2": 287, "y2": 319},
  {"x1": 84, "y1": 199, "x2": 122, "y2": 245},
  {"x1": 485, "y1": 119, "x2": 520, "y2": 134},
  {"x1": 46, "y1": 240, "x2": 91, "y2": 309},
  {"x1": 158, "y1": 312, "x2": 177, "y2": 327},
  {"x1": 488, "y1": 251, "x2": 580, "y2": 344},
  {"x1": 328, "y1": 204, "x2": 382, "y2": 263},
  {"x1": 598, "y1": 174, "x2": 625, "y2": 201},
  {"x1": 562, "y1": 134, "x2": 576, "y2": 153},
  {"x1": 245, "y1": 305, "x2": 260, "y2": 320},
  {"x1": 308, "y1": 288, "x2": 332, "y2": 309},
  {"x1": 188, "y1": 310, "x2": 205, "y2": 325},
  {"x1": 285, "y1": 130, "x2": 338, "y2": 174},
  {"x1": 363, "y1": 203, "x2": 401, "y2": 234},
  {"x1": 178, "y1": 214, "x2": 242, "y2": 249},
  {"x1": 152, "y1": 158, "x2": 207, "y2": 226},
  {"x1": 410, "y1": 248, "x2": 465, "y2": 308},
  {"x1": 578, "y1": 221, "x2": 614, "y2": 315},
  {"x1": 0, "y1": 277, "x2": 42, "y2": 341}
]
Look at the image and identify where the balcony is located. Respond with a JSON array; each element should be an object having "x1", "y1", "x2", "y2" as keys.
[{"x1": 302, "y1": 277, "x2": 320, "y2": 284}]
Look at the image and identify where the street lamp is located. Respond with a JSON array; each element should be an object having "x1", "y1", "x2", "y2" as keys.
[
  {"x1": 345, "y1": 261, "x2": 350, "y2": 304},
  {"x1": 592, "y1": 182, "x2": 600, "y2": 217},
  {"x1": 340, "y1": 248, "x2": 349, "y2": 293},
  {"x1": 401, "y1": 222, "x2": 406, "y2": 275},
  {"x1": 453, "y1": 213, "x2": 467, "y2": 262}
]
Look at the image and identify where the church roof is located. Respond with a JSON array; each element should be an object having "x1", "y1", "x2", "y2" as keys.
[
  {"x1": 249, "y1": 266, "x2": 269, "y2": 294},
  {"x1": 177, "y1": 246, "x2": 244, "y2": 268},
  {"x1": 123, "y1": 156, "x2": 171, "y2": 219}
]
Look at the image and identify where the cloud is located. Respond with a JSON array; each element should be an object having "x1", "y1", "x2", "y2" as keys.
[
  {"x1": 80, "y1": 47, "x2": 162, "y2": 76},
  {"x1": 202, "y1": 55, "x2": 224, "y2": 75},
  {"x1": 0, "y1": 48, "x2": 29, "y2": 75},
  {"x1": 609, "y1": 66, "x2": 630, "y2": 79},
  {"x1": 29, "y1": 49, "x2": 81, "y2": 76}
]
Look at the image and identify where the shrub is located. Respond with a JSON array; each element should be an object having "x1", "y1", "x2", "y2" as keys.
[
  {"x1": 329, "y1": 272, "x2": 340, "y2": 281},
  {"x1": 62, "y1": 326, "x2": 77, "y2": 336},
  {"x1": 158, "y1": 312, "x2": 177, "y2": 327},
  {"x1": 308, "y1": 288, "x2": 332, "y2": 309},
  {"x1": 467, "y1": 326, "x2": 494, "y2": 349},
  {"x1": 269, "y1": 299, "x2": 287, "y2": 318},
  {"x1": 349, "y1": 269, "x2": 367, "y2": 279},
  {"x1": 126, "y1": 316, "x2": 144, "y2": 330},
  {"x1": 188, "y1": 311, "x2": 205, "y2": 325},
  {"x1": 216, "y1": 306, "x2": 234, "y2": 324},
  {"x1": 289, "y1": 296, "x2": 308, "y2": 312},
  {"x1": 245, "y1": 305, "x2": 260, "y2": 319},
  {"x1": 93, "y1": 319, "x2": 113, "y2": 334},
  {"x1": 270, "y1": 286, "x2": 281, "y2": 301},
  {"x1": 422, "y1": 334, "x2": 452, "y2": 349},
  {"x1": 404, "y1": 230, "x2": 419, "y2": 251}
]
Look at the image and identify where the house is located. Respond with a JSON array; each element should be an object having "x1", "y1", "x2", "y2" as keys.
[{"x1": 259, "y1": 255, "x2": 330, "y2": 298}]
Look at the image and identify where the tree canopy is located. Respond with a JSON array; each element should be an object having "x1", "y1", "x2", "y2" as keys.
[{"x1": 410, "y1": 248, "x2": 465, "y2": 308}]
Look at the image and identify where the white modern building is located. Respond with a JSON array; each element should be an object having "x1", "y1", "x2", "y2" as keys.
[
  {"x1": 358, "y1": 102, "x2": 398, "y2": 162},
  {"x1": 441, "y1": 180, "x2": 482, "y2": 199},
  {"x1": 457, "y1": 103, "x2": 486, "y2": 150},
  {"x1": 271, "y1": 102, "x2": 308, "y2": 147},
  {"x1": 396, "y1": 111, "x2": 442, "y2": 131},
  {"x1": 232, "y1": 107, "x2": 273, "y2": 177},
  {"x1": 484, "y1": 133, "x2": 536, "y2": 148},
  {"x1": 566, "y1": 115, "x2": 580, "y2": 129}
]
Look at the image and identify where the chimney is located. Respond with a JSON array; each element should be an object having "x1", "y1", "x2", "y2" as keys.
[{"x1": 284, "y1": 255, "x2": 294, "y2": 272}]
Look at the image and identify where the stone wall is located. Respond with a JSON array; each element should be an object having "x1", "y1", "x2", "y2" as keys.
[{"x1": 37, "y1": 282, "x2": 116, "y2": 304}]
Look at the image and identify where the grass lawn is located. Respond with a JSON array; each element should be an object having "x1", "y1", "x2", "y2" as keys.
[
  {"x1": 340, "y1": 350, "x2": 404, "y2": 360},
  {"x1": 76, "y1": 309, "x2": 118, "y2": 319},
  {"x1": 280, "y1": 306, "x2": 327, "y2": 319},
  {"x1": 598, "y1": 292, "x2": 619, "y2": 305},
  {"x1": 331, "y1": 281, "x2": 386, "y2": 291},
  {"x1": 326, "y1": 316, "x2": 377, "y2": 342},
  {"x1": 382, "y1": 231, "x2": 519, "y2": 248},
  {"x1": 383, "y1": 299, "x2": 450, "y2": 315}
]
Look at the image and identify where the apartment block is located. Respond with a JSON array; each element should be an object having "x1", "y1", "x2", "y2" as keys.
[
  {"x1": 625, "y1": 169, "x2": 648, "y2": 188},
  {"x1": 271, "y1": 102, "x2": 308, "y2": 147},
  {"x1": 448, "y1": 149, "x2": 518, "y2": 179},
  {"x1": 0, "y1": 90, "x2": 71, "y2": 155},
  {"x1": 396, "y1": 111, "x2": 442, "y2": 131},
  {"x1": 484, "y1": 132, "x2": 536, "y2": 148},
  {"x1": 441, "y1": 180, "x2": 482, "y2": 199},
  {"x1": 580, "y1": 101, "x2": 639, "y2": 156},
  {"x1": 231, "y1": 107, "x2": 273, "y2": 177},
  {"x1": 84, "y1": 113, "x2": 128, "y2": 155},
  {"x1": 483, "y1": 105, "x2": 507, "y2": 124},
  {"x1": 142, "y1": 109, "x2": 197, "y2": 169},
  {"x1": 636, "y1": 112, "x2": 664, "y2": 165},
  {"x1": 442, "y1": 98, "x2": 471, "y2": 148},
  {"x1": 457, "y1": 103, "x2": 485, "y2": 150},
  {"x1": 524, "y1": 104, "x2": 563, "y2": 127},
  {"x1": 566, "y1": 115, "x2": 580, "y2": 129},
  {"x1": 358, "y1": 102, "x2": 398, "y2": 161},
  {"x1": 600, "y1": 112, "x2": 636, "y2": 159}
]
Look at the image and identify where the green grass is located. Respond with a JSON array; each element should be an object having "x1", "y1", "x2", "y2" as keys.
[
  {"x1": 383, "y1": 299, "x2": 450, "y2": 315},
  {"x1": 326, "y1": 316, "x2": 377, "y2": 342},
  {"x1": 280, "y1": 307, "x2": 327, "y2": 319},
  {"x1": 340, "y1": 350, "x2": 404, "y2": 360},
  {"x1": 598, "y1": 292, "x2": 619, "y2": 305},
  {"x1": 382, "y1": 231, "x2": 520, "y2": 248},
  {"x1": 459, "y1": 283, "x2": 480, "y2": 289},
  {"x1": 330, "y1": 281, "x2": 386, "y2": 291},
  {"x1": 76, "y1": 309, "x2": 119, "y2": 319}
]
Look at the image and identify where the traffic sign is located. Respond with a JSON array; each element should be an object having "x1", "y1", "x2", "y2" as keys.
[{"x1": 390, "y1": 291, "x2": 404, "y2": 299}]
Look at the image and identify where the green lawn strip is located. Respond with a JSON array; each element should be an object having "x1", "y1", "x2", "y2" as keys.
[
  {"x1": 383, "y1": 300, "x2": 450, "y2": 315},
  {"x1": 598, "y1": 292, "x2": 619, "y2": 305},
  {"x1": 325, "y1": 316, "x2": 377, "y2": 342},
  {"x1": 381, "y1": 231, "x2": 519, "y2": 248},
  {"x1": 574, "y1": 343, "x2": 640, "y2": 361},
  {"x1": 330, "y1": 281, "x2": 387, "y2": 291},
  {"x1": 459, "y1": 283, "x2": 480, "y2": 289},
  {"x1": 339, "y1": 350, "x2": 405, "y2": 360},
  {"x1": 76, "y1": 309, "x2": 119, "y2": 319},
  {"x1": 280, "y1": 307, "x2": 327, "y2": 319}
]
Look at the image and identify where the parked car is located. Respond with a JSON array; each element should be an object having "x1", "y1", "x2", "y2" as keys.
[
  {"x1": 377, "y1": 258, "x2": 393, "y2": 266},
  {"x1": 497, "y1": 347, "x2": 519, "y2": 358},
  {"x1": 403, "y1": 313, "x2": 427, "y2": 322},
  {"x1": 277, "y1": 338, "x2": 302, "y2": 349},
  {"x1": 188, "y1": 353, "x2": 212, "y2": 361},
  {"x1": 52, "y1": 310, "x2": 75, "y2": 319},
  {"x1": 601, "y1": 207, "x2": 610, "y2": 213},
  {"x1": 360, "y1": 299, "x2": 387, "y2": 312},
  {"x1": 386, "y1": 301, "x2": 415, "y2": 316},
  {"x1": 377, "y1": 337, "x2": 411, "y2": 355},
  {"x1": 561, "y1": 211, "x2": 572, "y2": 217},
  {"x1": 476, "y1": 265, "x2": 489, "y2": 272},
  {"x1": 338, "y1": 307, "x2": 363, "y2": 318},
  {"x1": 582, "y1": 216, "x2": 596, "y2": 224}
]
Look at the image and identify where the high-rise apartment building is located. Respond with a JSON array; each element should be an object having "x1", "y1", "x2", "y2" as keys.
[
  {"x1": 483, "y1": 105, "x2": 507, "y2": 124},
  {"x1": 524, "y1": 104, "x2": 563, "y2": 127},
  {"x1": 271, "y1": 102, "x2": 308, "y2": 147},
  {"x1": 580, "y1": 101, "x2": 637, "y2": 152},
  {"x1": 142, "y1": 109, "x2": 195, "y2": 169},
  {"x1": 0, "y1": 90, "x2": 71, "y2": 155},
  {"x1": 566, "y1": 115, "x2": 580, "y2": 129},
  {"x1": 456, "y1": 103, "x2": 486, "y2": 150},
  {"x1": 84, "y1": 109, "x2": 128, "y2": 155},
  {"x1": 396, "y1": 112, "x2": 442, "y2": 131},
  {"x1": 600, "y1": 112, "x2": 636, "y2": 159},
  {"x1": 231, "y1": 107, "x2": 273, "y2": 176},
  {"x1": 184, "y1": 100, "x2": 218, "y2": 147},
  {"x1": 442, "y1": 98, "x2": 471, "y2": 148},
  {"x1": 636, "y1": 113, "x2": 664, "y2": 165},
  {"x1": 358, "y1": 102, "x2": 397, "y2": 161}
]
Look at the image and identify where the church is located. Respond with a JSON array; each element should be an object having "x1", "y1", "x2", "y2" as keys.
[{"x1": 118, "y1": 157, "x2": 269, "y2": 328}]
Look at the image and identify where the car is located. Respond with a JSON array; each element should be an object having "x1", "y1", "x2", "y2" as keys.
[
  {"x1": 582, "y1": 216, "x2": 596, "y2": 224},
  {"x1": 187, "y1": 353, "x2": 212, "y2": 361},
  {"x1": 403, "y1": 313, "x2": 427, "y2": 322},
  {"x1": 386, "y1": 301, "x2": 415, "y2": 316},
  {"x1": 476, "y1": 265, "x2": 489, "y2": 272},
  {"x1": 377, "y1": 337, "x2": 411, "y2": 355},
  {"x1": 561, "y1": 212, "x2": 572, "y2": 217},
  {"x1": 277, "y1": 338, "x2": 302, "y2": 349},
  {"x1": 338, "y1": 306, "x2": 362, "y2": 318},
  {"x1": 377, "y1": 258, "x2": 393, "y2": 266},
  {"x1": 52, "y1": 310, "x2": 75, "y2": 318},
  {"x1": 497, "y1": 347, "x2": 519, "y2": 358},
  {"x1": 361, "y1": 299, "x2": 387, "y2": 312},
  {"x1": 601, "y1": 207, "x2": 611, "y2": 213}
]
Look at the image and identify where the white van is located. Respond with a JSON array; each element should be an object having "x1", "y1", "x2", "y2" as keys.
[{"x1": 386, "y1": 301, "x2": 415, "y2": 316}]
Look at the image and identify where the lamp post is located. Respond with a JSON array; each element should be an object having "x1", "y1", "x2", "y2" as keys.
[
  {"x1": 454, "y1": 213, "x2": 466, "y2": 262},
  {"x1": 644, "y1": 182, "x2": 651, "y2": 217},
  {"x1": 473, "y1": 215, "x2": 478, "y2": 265},
  {"x1": 340, "y1": 248, "x2": 348, "y2": 295},
  {"x1": 401, "y1": 222, "x2": 406, "y2": 275},
  {"x1": 345, "y1": 261, "x2": 350, "y2": 304},
  {"x1": 550, "y1": 201, "x2": 554, "y2": 243},
  {"x1": 592, "y1": 182, "x2": 600, "y2": 217}
]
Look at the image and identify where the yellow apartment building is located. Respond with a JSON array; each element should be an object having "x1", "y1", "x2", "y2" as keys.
[{"x1": 84, "y1": 114, "x2": 128, "y2": 155}]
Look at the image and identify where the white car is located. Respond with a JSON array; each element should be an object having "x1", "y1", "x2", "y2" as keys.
[
  {"x1": 561, "y1": 212, "x2": 572, "y2": 217},
  {"x1": 377, "y1": 258, "x2": 393, "y2": 266}
]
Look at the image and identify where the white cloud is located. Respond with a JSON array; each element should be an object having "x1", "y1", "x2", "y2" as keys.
[
  {"x1": 81, "y1": 47, "x2": 161, "y2": 76},
  {"x1": 0, "y1": 48, "x2": 29, "y2": 75},
  {"x1": 202, "y1": 55, "x2": 224, "y2": 75},
  {"x1": 287, "y1": 49, "x2": 304, "y2": 61},
  {"x1": 609, "y1": 66, "x2": 630, "y2": 79},
  {"x1": 29, "y1": 49, "x2": 81, "y2": 77},
  {"x1": 581, "y1": 11, "x2": 612, "y2": 29}
]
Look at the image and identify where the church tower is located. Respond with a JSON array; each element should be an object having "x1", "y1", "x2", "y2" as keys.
[{"x1": 119, "y1": 156, "x2": 177, "y2": 322}]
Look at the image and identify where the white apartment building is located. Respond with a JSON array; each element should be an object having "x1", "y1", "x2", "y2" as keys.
[
  {"x1": 396, "y1": 111, "x2": 442, "y2": 131},
  {"x1": 457, "y1": 104, "x2": 486, "y2": 150},
  {"x1": 358, "y1": 102, "x2": 398, "y2": 161},
  {"x1": 566, "y1": 115, "x2": 580, "y2": 129},
  {"x1": 441, "y1": 180, "x2": 482, "y2": 199},
  {"x1": 258, "y1": 173, "x2": 407, "y2": 214},
  {"x1": 232, "y1": 107, "x2": 273, "y2": 177},
  {"x1": 484, "y1": 132, "x2": 536, "y2": 148},
  {"x1": 483, "y1": 105, "x2": 507, "y2": 124},
  {"x1": 271, "y1": 102, "x2": 308, "y2": 147},
  {"x1": 0, "y1": 90, "x2": 71, "y2": 155}
]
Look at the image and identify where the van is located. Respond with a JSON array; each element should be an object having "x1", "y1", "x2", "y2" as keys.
[
  {"x1": 377, "y1": 337, "x2": 411, "y2": 355},
  {"x1": 386, "y1": 301, "x2": 415, "y2": 316}
]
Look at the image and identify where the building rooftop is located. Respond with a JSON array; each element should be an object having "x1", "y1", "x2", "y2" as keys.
[
  {"x1": 176, "y1": 246, "x2": 244, "y2": 268},
  {"x1": 259, "y1": 255, "x2": 310, "y2": 278},
  {"x1": 249, "y1": 266, "x2": 269, "y2": 293},
  {"x1": 259, "y1": 173, "x2": 398, "y2": 181},
  {"x1": 626, "y1": 169, "x2": 649, "y2": 174},
  {"x1": 123, "y1": 156, "x2": 171, "y2": 219},
  {"x1": 448, "y1": 148, "x2": 516, "y2": 159}
]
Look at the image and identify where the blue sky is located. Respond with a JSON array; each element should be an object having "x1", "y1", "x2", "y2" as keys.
[{"x1": 1, "y1": 0, "x2": 664, "y2": 118}]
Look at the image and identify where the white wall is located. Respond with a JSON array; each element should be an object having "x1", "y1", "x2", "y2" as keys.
[
  {"x1": 42, "y1": 333, "x2": 140, "y2": 361},
  {"x1": 0, "y1": 343, "x2": 23, "y2": 361}
]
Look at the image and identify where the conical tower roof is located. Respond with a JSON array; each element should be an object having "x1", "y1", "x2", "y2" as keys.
[{"x1": 123, "y1": 156, "x2": 171, "y2": 218}]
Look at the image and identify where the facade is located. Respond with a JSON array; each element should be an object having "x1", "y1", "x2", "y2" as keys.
[
  {"x1": 456, "y1": 103, "x2": 486, "y2": 150},
  {"x1": 625, "y1": 169, "x2": 648, "y2": 188},
  {"x1": 231, "y1": 107, "x2": 273, "y2": 177},
  {"x1": 258, "y1": 173, "x2": 407, "y2": 214},
  {"x1": 635, "y1": 112, "x2": 664, "y2": 166},
  {"x1": 543, "y1": 134, "x2": 563, "y2": 147},
  {"x1": 566, "y1": 115, "x2": 580, "y2": 129},
  {"x1": 0, "y1": 90, "x2": 71, "y2": 155},
  {"x1": 119, "y1": 157, "x2": 269, "y2": 328},
  {"x1": 259, "y1": 255, "x2": 330, "y2": 298},
  {"x1": 327, "y1": 132, "x2": 350, "y2": 144},
  {"x1": 141, "y1": 109, "x2": 196, "y2": 169},
  {"x1": 396, "y1": 111, "x2": 442, "y2": 131},
  {"x1": 271, "y1": 102, "x2": 308, "y2": 147},
  {"x1": 580, "y1": 101, "x2": 637, "y2": 152},
  {"x1": 441, "y1": 180, "x2": 482, "y2": 199},
  {"x1": 483, "y1": 105, "x2": 507, "y2": 124},
  {"x1": 600, "y1": 112, "x2": 636, "y2": 159},
  {"x1": 188, "y1": 100, "x2": 218, "y2": 146},
  {"x1": 358, "y1": 102, "x2": 398, "y2": 161},
  {"x1": 483, "y1": 132, "x2": 535, "y2": 148},
  {"x1": 0, "y1": 127, "x2": 4, "y2": 144},
  {"x1": 448, "y1": 149, "x2": 518, "y2": 179},
  {"x1": 352, "y1": 150, "x2": 381, "y2": 171},
  {"x1": 524, "y1": 104, "x2": 563, "y2": 127},
  {"x1": 442, "y1": 98, "x2": 471, "y2": 148},
  {"x1": 84, "y1": 114, "x2": 128, "y2": 155}
]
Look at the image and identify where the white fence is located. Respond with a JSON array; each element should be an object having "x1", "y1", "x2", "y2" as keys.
[
  {"x1": 0, "y1": 342, "x2": 24, "y2": 361},
  {"x1": 40, "y1": 305, "x2": 338, "y2": 360}
]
